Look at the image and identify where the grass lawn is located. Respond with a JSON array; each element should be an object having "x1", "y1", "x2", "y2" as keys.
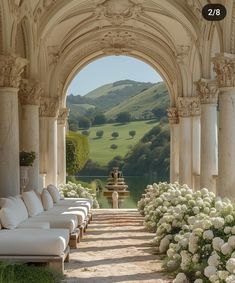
[{"x1": 77, "y1": 120, "x2": 159, "y2": 165}]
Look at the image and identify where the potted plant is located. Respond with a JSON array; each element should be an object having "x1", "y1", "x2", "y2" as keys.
[{"x1": 19, "y1": 151, "x2": 36, "y2": 193}]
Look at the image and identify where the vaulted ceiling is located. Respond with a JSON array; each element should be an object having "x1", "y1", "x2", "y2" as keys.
[{"x1": 0, "y1": 0, "x2": 231, "y2": 106}]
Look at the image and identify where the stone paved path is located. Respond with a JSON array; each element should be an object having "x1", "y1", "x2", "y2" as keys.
[{"x1": 64, "y1": 209, "x2": 172, "y2": 283}]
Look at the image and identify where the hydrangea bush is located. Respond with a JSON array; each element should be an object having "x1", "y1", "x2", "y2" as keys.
[
  {"x1": 59, "y1": 181, "x2": 99, "y2": 208},
  {"x1": 138, "y1": 182, "x2": 235, "y2": 283}
]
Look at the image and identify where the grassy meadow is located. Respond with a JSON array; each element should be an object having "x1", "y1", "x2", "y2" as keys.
[{"x1": 78, "y1": 120, "x2": 159, "y2": 165}]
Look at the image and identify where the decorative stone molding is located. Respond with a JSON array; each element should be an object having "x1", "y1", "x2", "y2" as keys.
[
  {"x1": 34, "y1": 0, "x2": 57, "y2": 23},
  {"x1": 0, "y1": 55, "x2": 27, "y2": 88},
  {"x1": 167, "y1": 107, "x2": 179, "y2": 124},
  {"x1": 195, "y1": 79, "x2": 218, "y2": 104},
  {"x1": 177, "y1": 96, "x2": 200, "y2": 117},
  {"x1": 39, "y1": 96, "x2": 59, "y2": 118},
  {"x1": 99, "y1": 31, "x2": 136, "y2": 55},
  {"x1": 57, "y1": 108, "x2": 70, "y2": 125},
  {"x1": 212, "y1": 53, "x2": 235, "y2": 88},
  {"x1": 95, "y1": 0, "x2": 143, "y2": 26},
  {"x1": 19, "y1": 79, "x2": 43, "y2": 105}
]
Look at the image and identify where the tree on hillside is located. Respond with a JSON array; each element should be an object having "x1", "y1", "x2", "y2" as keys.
[
  {"x1": 93, "y1": 113, "x2": 106, "y2": 125},
  {"x1": 82, "y1": 130, "x2": 90, "y2": 136},
  {"x1": 110, "y1": 144, "x2": 118, "y2": 150},
  {"x1": 107, "y1": 156, "x2": 124, "y2": 171},
  {"x1": 96, "y1": 130, "x2": 104, "y2": 138},
  {"x1": 78, "y1": 116, "x2": 91, "y2": 129},
  {"x1": 152, "y1": 107, "x2": 166, "y2": 120},
  {"x1": 116, "y1": 112, "x2": 131, "y2": 123},
  {"x1": 111, "y1": 131, "x2": 119, "y2": 139},
  {"x1": 129, "y1": 130, "x2": 136, "y2": 139}
]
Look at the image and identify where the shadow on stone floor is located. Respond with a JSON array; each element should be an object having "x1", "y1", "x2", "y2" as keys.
[{"x1": 65, "y1": 271, "x2": 171, "y2": 283}]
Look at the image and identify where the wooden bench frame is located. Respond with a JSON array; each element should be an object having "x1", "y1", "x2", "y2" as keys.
[{"x1": 0, "y1": 246, "x2": 70, "y2": 274}]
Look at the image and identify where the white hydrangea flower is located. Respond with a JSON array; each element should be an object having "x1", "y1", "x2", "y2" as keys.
[
  {"x1": 204, "y1": 266, "x2": 217, "y2": 278},
  {"x1": 172, "y1": 273, "x2": 189, "y2": 283},
  {"x1": 212, "y1": 237, "x2": 225, "y2": 251},
  {"x1": 208, "y1": 252, "x2": 220, "y2": 267},
  {"x1": 217, "y1": 270, "x2": 229, "y2": 280},
  {"x1": 224, "y1": 226, "x2": 232, "y2": 234},
  {"x1": 221, "y1": 243, "x2": 233, "y2": 255},
  {"x1": 226, "y1": 275, "x2": 235, "y2": 283},
  {"x1": 203, "y1": 230, "x2": 214, "y2": 240},
  {"x1": 226, "y1": 258, "x2": 235, "y2": 273},
  {"x1": 228, "y1": 236, "x2": 235, "y2": 248},
  {"x1": 194, "y1": 280, "x2": 203, "y2": 283}
]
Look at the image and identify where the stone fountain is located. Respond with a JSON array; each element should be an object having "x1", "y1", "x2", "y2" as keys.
[{"x1": 103, "y1": 167, "x2": 130, "y2": 208}]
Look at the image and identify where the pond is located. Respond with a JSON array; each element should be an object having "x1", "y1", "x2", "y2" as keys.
[{"x1": 77, "y1": 175, "x2": 160, "y2": 208}]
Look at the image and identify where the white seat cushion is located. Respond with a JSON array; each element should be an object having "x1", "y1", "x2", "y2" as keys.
[
  {"x1": 0, "y1": 228, "x2": 69, "y2": 256},
  {"x1": 57, "y1": 199, "x2": 91, "y2": 211},
  {"x1": 20, "y1": 214, "x2": 78, "y2": 233},
  {"x1": 41, "y1": 189, "x2": 54, "y2": 211},
  {"x1": 0, "y1": 197, "x2": 28, "y2": 229},
  {"x1": 17, "y1": 221, "x2": 50, "y2": 229},
  {"x1": 22, "y1": 191, "x2": 44, "y2": 217},
  {"x1": 47, "y1": 185, "x2": 61, "y2": 203},
  {"x1": 42, "y1": 206, "x2": 86, "y2": 225}
]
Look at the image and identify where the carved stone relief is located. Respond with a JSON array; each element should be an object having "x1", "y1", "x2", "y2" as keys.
[
  {"x1": 99, "y1": 30, "x2": 136, "y2": 54},
  {"x1": 19, "y1": 79, "x2": 43, "y2": 105},
  {"x1": 167, "y1": 107, "x2": 179, "y2": 124},
  {"x1": 177, "y1": 96, "x2": 200, "y2": 117},
  {"x1": 57, "y1": 108, "x2": 70, "y2": 125},
  {"x1": 0, "y1": 55, "x2": 27, "y2": 88},
  {"x1": 212, "y1": 54, "x2": 235, "y2": 88},
  {"x1": 39, "y1": 96, "x2": 59, "y2": 117},
  {"x1": 195, "y1": 79, "x2": 218, "y2": 104}
]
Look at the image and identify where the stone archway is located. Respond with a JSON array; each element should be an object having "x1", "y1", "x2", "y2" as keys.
[{"x1": 2, "y1": 0, "x2": 235, "y2": 199}]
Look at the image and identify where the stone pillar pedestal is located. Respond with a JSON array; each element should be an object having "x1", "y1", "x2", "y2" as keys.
[
  {"x1": 196, "y1": 79, "x2": 218, "y2": 193},
  {"x1": 167, "y1": 107, "x2": 179, "y2": 183},
  {"x1": 19, "y1": 79, "x2": 42, "y2": 191},
  {"x1": 39, "y1": 97, "x2": 59, "y2": 188},
  {"x1": 177, "y1": 96, "x2": 200, "y2": 189},
  {"x1": 0, "y1": 55, "x2": 27, "y2": 197},
  {"x1": 213, "y1": 53, "x2": 235, "y2": 198},
  {"x1": 57, "y1": 108, "x2": 69, "y2": 185}
]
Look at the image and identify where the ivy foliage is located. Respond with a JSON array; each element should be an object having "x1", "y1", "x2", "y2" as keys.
[{"x1": 66, "y1": 131, "x2": 89, "y2": 175}]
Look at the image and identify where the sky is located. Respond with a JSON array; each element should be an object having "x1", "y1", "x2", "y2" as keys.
[{"x1": 66, "y1": 56, "x2": 163, "y2": 96}]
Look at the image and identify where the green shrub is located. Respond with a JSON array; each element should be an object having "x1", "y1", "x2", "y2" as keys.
[{"x1": 66, "y1": 132, "x2": 89, "y2": 175}]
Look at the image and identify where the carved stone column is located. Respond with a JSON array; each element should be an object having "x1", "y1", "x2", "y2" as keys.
[
  {"x1": 57, "y1": 108, "x2": 69, "y2": 185},
  {"x1": 0, "y1": 55, "x2": 27, "y2": 197},
  {"x1": 177, "y1": 96, "x2": 200, "y2": 189},
  {"x1": 39, "y1": 96, "x2": 59, "y2": 188},
  {"x1": 213, "y1": 53, "x2": 235, "y2": 198},
  {"x1": 19, "y1": 79, "x2": 42, "y2": 191},
  {"x1": 196, "y1": 79, "x2": 218, "y2": 193},
  {"x1": 167, "y1": 107, "x2": 179, "y2": 183}
]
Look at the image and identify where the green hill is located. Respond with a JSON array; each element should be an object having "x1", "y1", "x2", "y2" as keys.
[
  {"x1": 105, "y1": 82, "x2": 168, "y2": 119},
  {"x1": 66, "y1": 80, "x2": 168, "y2": 120}
]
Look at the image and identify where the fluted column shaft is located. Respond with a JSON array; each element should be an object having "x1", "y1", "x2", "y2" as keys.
[
  {"x1": 57, "y1": 108, "x2": 69, "y2": 185},
  {"x1": 167, "y1": 107, "x2": 179, "y2": 183},
  {"x1": 196, "y1": 79, "x2": 218, "y2": 193},
  {"x1": 39, "y1": 96, "x2": 59, "y2": 188},
  {"x1": 213, "y1": 53, "x2": 235, "y2": 198},
  {"x1": 19, "y1": 79, "x2": 42, "y2": 191},
  {"x1": 177, "y1": 96, "x2": 200, "y2": 189}
]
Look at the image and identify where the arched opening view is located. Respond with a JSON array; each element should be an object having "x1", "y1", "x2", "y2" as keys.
[{"x1": 65, "y1": 55, "x2": 169, "y2": 208}]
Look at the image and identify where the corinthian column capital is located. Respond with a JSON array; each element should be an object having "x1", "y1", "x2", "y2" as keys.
[
  {"x1": 39, "y1": 96, "x2": 59, "y2": 118},
  {"x1": 19, "y1": 79, "x2": 43, "y2": 105},
  {"x1": 212, "y1": 53, "x2": 235, "y2": 88},
  {"x1": 195, "y1": 79, "x2": 219, "y2": 104},
  {"x1": 57, "y1": 108, "x2": 70, "y2": 125},
  {"x1": 167, "y1": 107, "x2": 179, "y2": 124},
  {"x1": 177, "y1": 96, "x2": 200, "y2": 117},
  {"x1": 0, "y1": 54, "x2": 28, "y2": 88}
]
